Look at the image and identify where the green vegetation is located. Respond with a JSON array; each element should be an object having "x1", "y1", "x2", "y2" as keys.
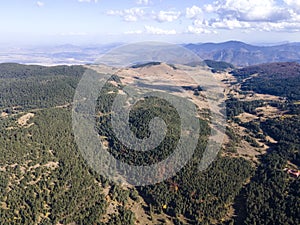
[
  {"x1": 204, "y1": 60, "x2": 234, "y2": 73},
  {"x1": 0, "y1": 62, "x2": 299, "y2": 224},
  {"x1": 0, "y1": 63, "x2": 85, "y2": 109},
  {"x1": 226, "y1": 98, "x2": 265, "y2": 119},
  {"x1": 223, "y1": 62, "x2": 300, "y2": 224},
  {"x1": 131, "y1": 61, "x2": 162, "y2": 68},
  {"x1": 241, "y1": 116, "x2": 300, "y2": 225},
  {"x1": 107, "y1": 206, "x2": 135, "y2": 225},
  {"x1": 94, "y1": 78, "x2": 254, "y2": 224},
  {"x1": 221, "y1": 105, "x2": 300, "y2": 225},
  {"x1": 0, "y1": 108, "x2": 107, "y2": 224},
  {"x1": 138, "y1": 157, "x2": 253, "y2": 224},
  {"x1": 231, "y1": 62, "x2": 300, "y2": 100}
]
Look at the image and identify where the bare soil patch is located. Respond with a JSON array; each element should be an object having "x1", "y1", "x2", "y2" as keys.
[
  {"x1": 17, "y1": 113, "x2": 35, "y2": 126},
  {"x1": 1, "y1": 112, "x2": 8, "y2": 118},
  {"x1": 236, "y1": 112, "x2": 259, "y2": 123}
]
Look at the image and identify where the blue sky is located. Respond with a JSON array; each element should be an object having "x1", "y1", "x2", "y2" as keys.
[{"x1": 1, "y1": 0, "x2": 300, "y2": 46}]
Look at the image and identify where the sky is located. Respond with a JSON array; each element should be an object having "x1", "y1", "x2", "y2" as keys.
[{"x1": 1, "y1": 0, "x2": 300, "y2": 46}]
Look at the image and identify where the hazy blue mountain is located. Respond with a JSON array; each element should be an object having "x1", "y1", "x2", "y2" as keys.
[{"x1": 185, "y1": 41, "x2": 300, "y2": 66}]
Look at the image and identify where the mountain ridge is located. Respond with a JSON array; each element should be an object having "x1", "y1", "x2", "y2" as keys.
[{"x1": 185, "y1": 41, "x2": 300, "y2": 66}]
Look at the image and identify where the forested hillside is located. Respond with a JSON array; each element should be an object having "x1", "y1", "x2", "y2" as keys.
[
  {"x1": 0, "y1": 63, "x2": 85, "y2": 109},
  {"x1": 229, "y1": 62, "x2": 300, "y2": 224},
  {"x1": 0, "y1": 62, "x2": 299, "y2": 224},
  {"x1": 231, "y1": 62, "x2": 300, "y2": 100}
]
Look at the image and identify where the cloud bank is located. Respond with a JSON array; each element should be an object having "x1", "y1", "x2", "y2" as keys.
[{"x1": 109, "y1": 0, "x2": 300, "y2": 35}]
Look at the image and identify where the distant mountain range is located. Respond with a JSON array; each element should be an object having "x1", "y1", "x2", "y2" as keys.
[
  {"x1": 1, "y1": 41, "x2": 300, "y2": 66},
  {"x1": 185, "y1": 41, "x2": 300, "y2": 66}
]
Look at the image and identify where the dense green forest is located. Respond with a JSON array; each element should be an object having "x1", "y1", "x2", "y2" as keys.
[
  {"x1": 0, "y1": 108, "x2": 108, "y2": 224},
  {"x1": 0, "y1": 62, "x2": 299, "y2": 224},
  {"x1": 0, "y1": 63, "x2": 84, "y2": 109},
  {"x1": 204, "y1": 60, "x2": 234, "y2": 73},
  {"x1": 231, "y1": 62, "x2": 300, "y2": 100},
  {"x1": 94, "y1": 81, "x2": 254, "y2": 223},
  {"x1": 241, "y1": 115, "x2": 300, "y2": 225},
  {"x1": 229, "y1": 63, "x2": 300, "y2": 224}
]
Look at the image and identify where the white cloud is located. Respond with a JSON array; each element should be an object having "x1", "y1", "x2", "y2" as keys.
[
  {"x1": 197, "y1": 0, "x2": 300, "y2": 33},
  {"x1": 253, "y1": 21, "x2": 300, "y2": 32},
  {"x1": 290, "y1": 10, "x2": 300, "y2": 22},
  {"x1": 187, "y1": 19, "x2": 215, "y2": 34},
  {"x1": 186, "y1": 5, "x2": 203, "y2": 19},
  {"x1": 205, "y1": 0, "x2": 289, "y2": 22},
  {"x1": 36, "y1": 1, "x2": 44, "y2": 7},
  {"x1": 187, "y1": 25, "x2": 215, "y2": 34},
  {"x1": 108, "y1": 8, "x2": 181, "y2": 23},
  {"x1": 124, "y1": 30, "x2": 143, "y2": 34},
  {"x1": 284, "y1": 0, "x2": 300, "y2": 13},
  {"x1": 145, "y1": 25, "x2": 177, "y2": 35},
  {"x1": 107, "y1": 8, "x2": 145, "y2": 22},
  {"x1": 155, "y1": 10, "x2": 181, "y2": 22},
  {"x1": 124, "y1": 26, "x2": 178, "y2": 35},
  {"x1": 193, "y1": 19, "x2": 210, "y2": 27},
  {"x1": 78, "y1": 0, "x2": 99, "y2": 3},
  {"x1": 204, "y1": 4, "x2": 214, "y2": 13},
  {"x1": 210, "y1": 19, "x2": 251, "y2": 29},
  {"x1": 136, "y1": 0, "x2": 150, "y2": 5},
  {"x1": 284, "y1": 0, "x2": 300, "y2": 8},
  {"x1": 106, "y1": 10, "x2": 120, "y2": 15},
  {"x1": 105, "y1": 1, "x2": 300, "y2": 34}
]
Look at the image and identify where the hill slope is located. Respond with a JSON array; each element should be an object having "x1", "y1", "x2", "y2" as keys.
[
  {"x1": 231, "y1": 62, "x2": 300, "y2": 100},
  {"x1": 0, "y1": 62, "x2": 299, "y2": 225}
]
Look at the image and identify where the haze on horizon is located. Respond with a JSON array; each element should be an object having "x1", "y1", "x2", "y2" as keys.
[{"x1": 1, "y1": 0, "x2": 300, "y2": 47}]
